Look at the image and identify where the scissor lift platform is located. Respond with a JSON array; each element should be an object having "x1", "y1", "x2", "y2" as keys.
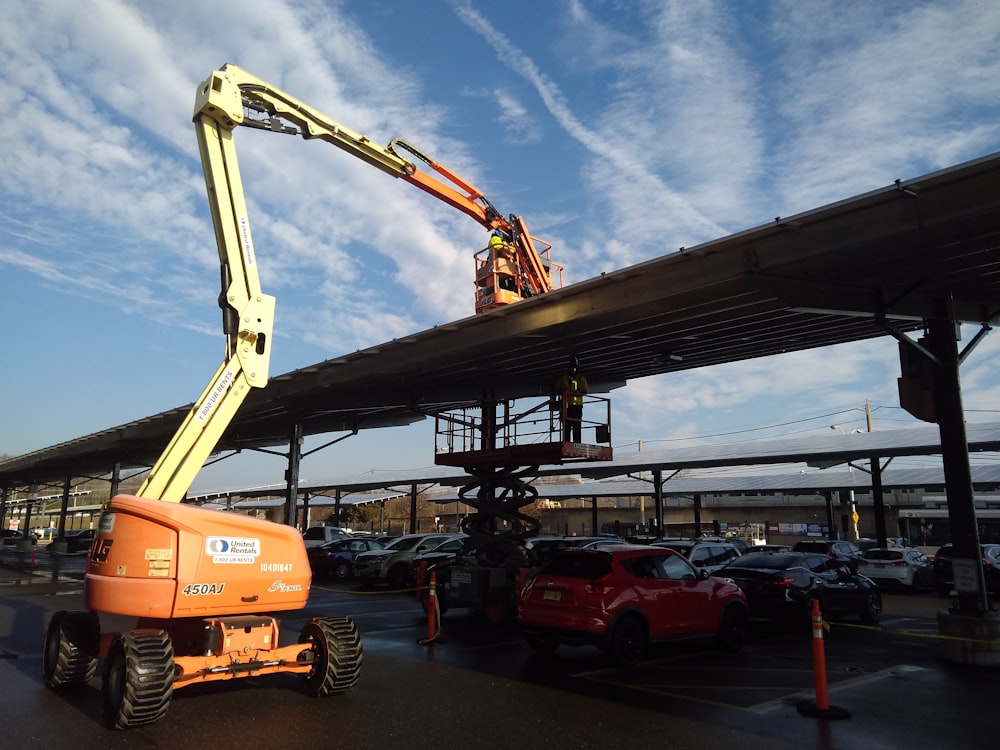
[
  {"x1": 433, "y1": 395, "x2": 613, "y2": 469},
  {"x1": 434, "y1": 440, "x2": 611, "y2": 469}
]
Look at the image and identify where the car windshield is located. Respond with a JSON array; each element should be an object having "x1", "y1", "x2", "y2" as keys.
[
  {"x1": 431, "y1": 539, "x2": 463, "y2": 552},
  {"x1": 540, "y1": 553, "x2": 613, "y2": 579},
  {"x1": 728, "y1": 552, "x2": 811, "y2": 570},
  {"x1": 385, "y1": 536, "x2": 423, "y2": 551},
  {"x1": 656, "y1": 542, "x2": 693, "y2": 553},
  {"x1": 863, "y1": 550, "x2": 903, "y2": 561},
  {"x1": 792, "y1": 542, "x2": 827, "y2": 552}
]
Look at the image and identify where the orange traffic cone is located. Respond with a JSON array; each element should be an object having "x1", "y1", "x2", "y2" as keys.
[
  {"x1": 418, "y1": 571, "x2": 439, "y2": 645},
  {"x1": 796, "y1": 598, "x2": 850, "y2": 720}
]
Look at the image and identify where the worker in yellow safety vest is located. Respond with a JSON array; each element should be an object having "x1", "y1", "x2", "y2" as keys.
[
  {"x1": 488, "y1": 231, "x2": 518, "y2": 292},
  {"x1": 554, "y1": 355, "x2": 588, "y2": 442}
]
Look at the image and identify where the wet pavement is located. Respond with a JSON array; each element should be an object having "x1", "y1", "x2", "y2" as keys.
[{"x1": 1, "y1": 546, "x2": 997, "y2": 749}]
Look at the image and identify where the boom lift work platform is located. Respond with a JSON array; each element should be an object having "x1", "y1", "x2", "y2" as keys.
[{"x1": 422, "y1": 395, "x2": 613, "y2": 623}]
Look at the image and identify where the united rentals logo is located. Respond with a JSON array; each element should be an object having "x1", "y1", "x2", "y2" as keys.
[{"x1": 206, "y1": 536, "x2": 260, "y2": 564}]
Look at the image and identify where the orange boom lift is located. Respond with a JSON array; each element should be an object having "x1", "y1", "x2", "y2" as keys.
[{"x1": 36, "y1": 62, "x2": 562, "y2": 729}]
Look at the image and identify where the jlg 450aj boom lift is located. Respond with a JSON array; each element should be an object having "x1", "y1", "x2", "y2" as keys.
[{"x1": 42, "y1": 63, "x2": 562, "y2": 731}]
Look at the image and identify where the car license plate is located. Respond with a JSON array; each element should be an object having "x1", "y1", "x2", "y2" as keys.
[
  {"x1": 875, "y1": 563, "x2": 885, "y2": 569},
  {"x1": 543, "y1": 589, "x2": 561, "y2": 602}
]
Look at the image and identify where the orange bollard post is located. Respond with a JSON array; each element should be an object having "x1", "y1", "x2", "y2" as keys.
[
  {"x1": 796, "y1": 598, "x2": 850, "y2": 720},
  {"x1": 425, "y1": 571, "x2": 438, "y2": 642}
]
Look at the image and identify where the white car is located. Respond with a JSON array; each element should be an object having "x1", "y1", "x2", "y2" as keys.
[
  {"x1": 301, "y1": 526, "x2": 353, "y2": 548},
  {"x1": 353, "y1": 532, "x2": 464, "y2": 588},
  {"x1": 857, "y1": 547, "x2": 934, "y2": 591}
]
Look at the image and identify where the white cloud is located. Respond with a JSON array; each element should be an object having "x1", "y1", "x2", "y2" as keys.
[{"x1": 493, "y1": 88, "x2": 543, "y2": 144}]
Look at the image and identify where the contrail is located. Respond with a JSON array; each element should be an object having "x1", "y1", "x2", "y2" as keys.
[{"x1": 450, "y1": 1, "x2": 728, "y2": 237}]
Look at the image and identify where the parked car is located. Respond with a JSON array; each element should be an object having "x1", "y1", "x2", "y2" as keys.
[
  {"x1": 410, "y1": 534, "x2": 469, "y2": 575},
  {"x1": 857, "y1": 547, "x2": 934, "y2": 591},
  {"x1": 47, "y1": 528, "x2": 96, "y2": 554},
  {"x1": 753, "y1": 544, "x2": 792, "y2": 553},
  {"x1": 856, "y1": 538, "x2": 909, "y2": 553},
  {"x1": 791, "y1": 539, "x2": 864, "y2": 570},
  {"x1": 719, "y1": 550, "x2": 881, "y2": 624},
  {"x1": 697, "y1": 535, "x2": 752, "y2": 554},
  {"x1": 301, "y1": 525, "x2": 353, "y2": 548},
  {"x1": 1, "y1": 529, "x2": 38, "y2": 547},
  {"x1": 32, "y1": 527, "x2": 57, "y2": 542},
  {"x1": 517, "y1": 545, "x2": 749, "y2": 667},
  {"x1": 354, "y1": 532, "x2": 464, "y2": 588},
  {"x1": 524, "y1": 535, "x2": 628, "y2": 567},
  {"x1": 307, "y1": 536, "x2": 386, "y2": 580},
  {"x1": 651, "y1": 539, "x2": 742, "y2": 574},
  {"x1": 932, "y1": 543, "x2": 1000, "y2": 596}
]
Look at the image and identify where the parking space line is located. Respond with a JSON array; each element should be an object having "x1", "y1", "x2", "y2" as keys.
[{"x1": 576, "y1": 651, "x2": 932, "y2": 713}]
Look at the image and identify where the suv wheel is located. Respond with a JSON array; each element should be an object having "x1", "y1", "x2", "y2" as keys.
[
  {"x1": 715, "y1": 604, "x2": 748, "y2": 652},
  {"x1": 387, "y1": 564, "x2": 410, "y2": 590},
  {"x1": 860, "y1": 589, "x2": 882, "y2": 624},
  {"x1": 606, "y1": 615, "x2": 647, "y2": 667}
]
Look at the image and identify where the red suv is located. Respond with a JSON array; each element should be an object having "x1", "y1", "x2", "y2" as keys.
[{"x1": 516, "y1": 545, "x2": 749, "y2": 666}]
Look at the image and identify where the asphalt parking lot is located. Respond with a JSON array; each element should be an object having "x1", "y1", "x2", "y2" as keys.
[{"x1": 0, "y1": 548, "x2": 996, "y2": 749}]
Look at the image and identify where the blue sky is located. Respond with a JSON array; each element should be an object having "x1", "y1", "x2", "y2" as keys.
[{"x1": 2, "y1": 0, "x2": 999, "y2": 493}]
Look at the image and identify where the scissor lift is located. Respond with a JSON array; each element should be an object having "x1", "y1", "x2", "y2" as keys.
[{"x1": 424, "y1": 396, "x2": 612, "y2": 622}]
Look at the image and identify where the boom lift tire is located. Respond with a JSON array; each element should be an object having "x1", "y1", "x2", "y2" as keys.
[
  {"x1": 298, "y1": 617, "x2": 363, "y2": 697},
  {"x1": 43, "y1": 610, "x2": 100, "y2": 688},
  {"x1": 101, "y1": 629, "x2": 175, "y2": 730}
]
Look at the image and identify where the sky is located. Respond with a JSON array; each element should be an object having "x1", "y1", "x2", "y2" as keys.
[{"x1": 2, "y1": 0, "x2": 1000, "y2": 494}]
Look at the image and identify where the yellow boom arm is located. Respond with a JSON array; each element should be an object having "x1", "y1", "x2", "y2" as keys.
[{"x1": 139, "y1": 63, "x2": 554, "y2": 502}]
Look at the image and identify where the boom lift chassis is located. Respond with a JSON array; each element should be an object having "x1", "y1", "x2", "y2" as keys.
[{"x1": 420, "y1": 395, "x2": 613, "y2": 623}]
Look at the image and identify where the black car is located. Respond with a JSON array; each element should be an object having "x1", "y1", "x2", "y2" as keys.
[
  {"x1": 307, "y1": 536, "x2": 386, "y2": 580},
  {"x1": 651, "y1": 539, "x2": 742, "y2": 574},
  {"x1": 47, "y1": 528, "x2": 96, "y2": 554},
  {"x1": 411, "y1": 535, "x2": 470, "y2": 575},
  {"x1": 932, "y1": 543, "x2": 1000, "y2": 596},
  {"x1": 1, "y1": 529, "x2": 37, "y2": 547},
  {"x1": 791, "y1": 539, "x2": 864, "y2": 570},
  {"x1": 719, "y1": 551, "x2": 881, "y2": 624},
  {"x1": 525, "y1": 535, "x2": 628, "y2": 565}
]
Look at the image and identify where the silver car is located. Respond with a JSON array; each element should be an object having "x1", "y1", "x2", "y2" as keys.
[
  {"x1": 857, "y1": 547, "x2": 933, "y2": 591},
  {"x1": 353, "y1": 532, "x2": 464, "y2": 588}
]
